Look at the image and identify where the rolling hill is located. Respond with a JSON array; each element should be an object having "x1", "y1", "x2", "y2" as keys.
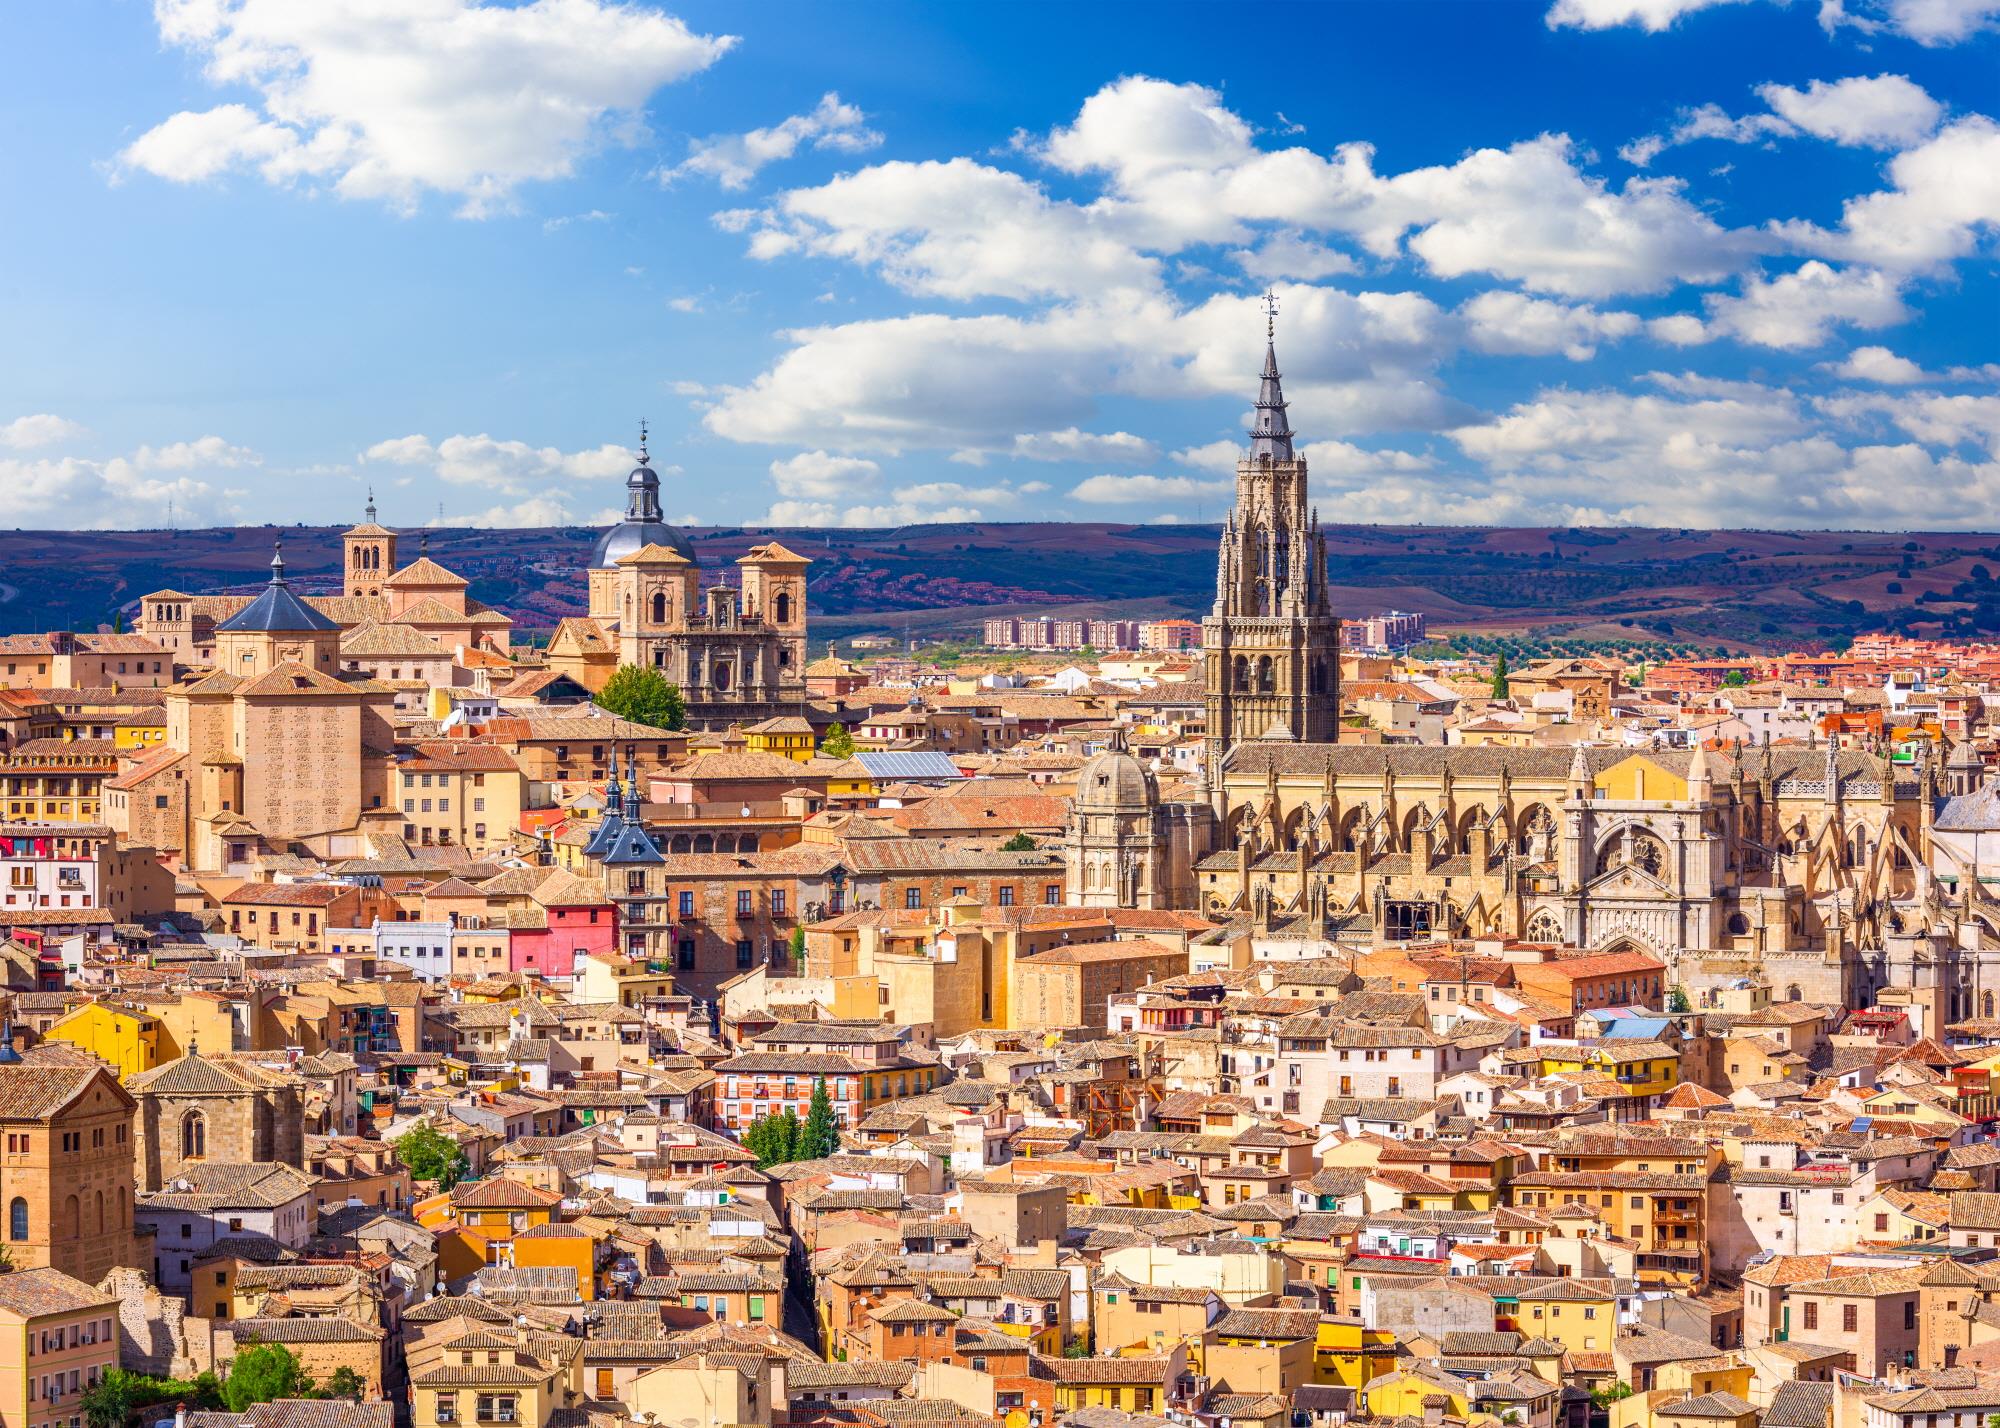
[{"x1": 8, "y1": 521, "x2": 2000, "y2": 651}]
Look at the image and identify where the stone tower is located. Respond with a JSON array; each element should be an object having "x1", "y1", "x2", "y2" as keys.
[
  {"x1": 343, "y1": 492, "x2": 398, "y2": 599},
  {"x1": 1202, "y1": 305, "x2": 1342, "y2": 796}
]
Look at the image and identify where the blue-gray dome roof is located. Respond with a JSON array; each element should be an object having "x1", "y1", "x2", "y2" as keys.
[
  {"x1": 216, "y1": 543, "x2": 339, "y2": 634},
  {"x1": 592, "y1": 455, "x2": 694, "y2": 568}
]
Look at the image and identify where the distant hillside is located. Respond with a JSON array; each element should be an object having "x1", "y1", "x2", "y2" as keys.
[{"x1": 8, "y1": 521, "x2": 2000, "y2": 651}]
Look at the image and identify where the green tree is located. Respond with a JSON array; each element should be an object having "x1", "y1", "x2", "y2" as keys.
[
  {"x1": 788, "y1": 924, "x2": 807, "y2": 965},
  {"x1": 596, "y1": 664, "x2": 687, "y2": 731},
  {"x1": 999, "y1": 832, "x2": 1038, "y2": 852},
  {"x1": 744, "y1": 1106, "x2": 816, "y2": 1168},
  {"x1": 804, "y1": 1076, "x2": 840, "y2": 1160},
  {"x1": 742, "y1": 1115, "x2": 775, "y2": 1168},
  {"x1": 820, "y1": 722, "x2": 856, "y2": 758},
  {"x1": 1490, "y1": 651, "x2": 1510, "y2": 699},
  {"x1": 1667, "y1": 986, "x2": 1692, "y2": 1015},
  {"x1": 1591, "y1": 1383, "x2": 1634, "y2": 1411},
  {"x1": 393, "y1": 1122, "x2": 469, "y2": 1190},
  {"x1": 85, "y1": 1370, "x2": 225, "y2": 1428},
  {"x1": 322, "y1": 1367, "x2": 365, "y2": 1403},
  {"x1": 223, "y1": 1345, "x2": 313, "y2": 1412},
  {"x1": 1722, "y1": 669, "x2": 1748, "y2": 687}
]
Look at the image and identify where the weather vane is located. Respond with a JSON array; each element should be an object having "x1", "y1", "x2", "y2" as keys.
[{"x1": 1262, "y1": 288, "x2": 1279, "y2": 339}]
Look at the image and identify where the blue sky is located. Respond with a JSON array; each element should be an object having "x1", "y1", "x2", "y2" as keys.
[{"x1": 1, "y1": 0, "x2": 1996, "y2": 532}]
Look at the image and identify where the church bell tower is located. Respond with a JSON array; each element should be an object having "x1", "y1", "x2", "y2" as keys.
[{"x1": 1202, "y1": 296, "x2": 1342, "y2": 797}]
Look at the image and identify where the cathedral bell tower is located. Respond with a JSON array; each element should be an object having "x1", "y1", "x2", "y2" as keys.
[
  {"x1": 1203, "y1": 296, "x2": 1342, "y2": 798},
  {"x1": 342, "y1": 490, "x2": 397, "y2": 600}
]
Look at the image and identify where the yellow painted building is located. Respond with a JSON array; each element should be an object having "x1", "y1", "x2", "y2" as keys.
[
  {"x1": 132, "y1": 992, "x2": 236, "y2": 1062},
  {"x1": 743, "y1": 717, "x2": 816, "y2": 762},
  {"x1": 1313, "y1": 1318, "x2": 1401, "y2": 1387},
  {"x1": 412, "y1": 1334, "x2": 568, "y2": 1428},
  {"x1": 511, "y1": 1223, "x2": 600, "y2": 1301},
  {"x1": 42, "y1": 1004, "x2": 166, "y2": 1079},
  {"x1": 113, "y1": 721, "x2": 169, "y2": 753},
  {"x1": 1510, "y1": 1282, "x2": 1620, "y2": 1353},
  {"x1": 1360, "y1": 1365, "x2": 1476, "y2": 1420},
  {"x1": 1536, "y1": 1044, "x2": 1681, "y2": 1099},
  {"x1": 1593, "y1": 753, "x2": 1690, "y2": 802},
  {"x1": 1048, "y1": 1346, "x2": 1186, "y2": 1415}
]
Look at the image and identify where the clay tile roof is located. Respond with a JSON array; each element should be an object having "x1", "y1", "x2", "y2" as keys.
[
  {"x1": 0, "y1": 1065, "x2": 103, "y2": 1121},
  {"x1": 450, "y1": 1177, "x2": 564, "y2": 1209},
  {"x1": 613, "y1": 544, "x2": 691, "y2": 566},
  {"x1": 0, "y1": 1267, "x2": 115, "y2": 1317},
  {"x1": 385, "y1": 557, "x2": 470, "y2": 588}
]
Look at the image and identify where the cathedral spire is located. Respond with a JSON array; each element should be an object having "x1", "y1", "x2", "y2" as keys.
[{"x1": 1250, "y1": 290, "x2": 1295, "y2": 462}]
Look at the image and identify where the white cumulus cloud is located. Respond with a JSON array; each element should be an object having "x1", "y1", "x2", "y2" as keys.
[
  {"x1": 363, "y1": 433, "x2": 633, "y2": 493},
  {"x1": 663, "y1": 92, "x2": 881, "y2": 190},
  {"x1": 1070, "y1": 473, "x2": 1230, "y2": 504},
  {"x1": 768, "y1": 450, "x2": 882, "y2": 500},
  {"x1": 1, "y1": 415, "x2": 86, "y2": 451},
  {"x1": 1459, "y1": 292, "x2": 1643, "y2": 360},
  {"x1": 118, "y1": 0, "x2": 735, "y2": 216}
]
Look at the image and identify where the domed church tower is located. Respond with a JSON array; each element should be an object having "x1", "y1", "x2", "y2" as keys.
[{"x1": 1064, "y1": 731, "x2": 1170, "y2": 909}]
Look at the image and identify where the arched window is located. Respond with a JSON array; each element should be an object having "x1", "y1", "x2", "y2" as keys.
[
  {"x1": 650, "y1": 591, "x2": 667, "y2": 624},
  {"x1": 774, "y1": 592, "x2": 792, "y2": 625},
  {"x1": 8, "y1": 1198, "x2": 25, "y2": 1242},
  {"x1": 182, "y1": 1110, "x2": 206, "y2": 1161},
  {"x1": 1233, "y1": 655, "x2": 1250, "y2": 692},
  {"x1": 1256, "y1": 655, "x2": 1274, "y2": 694},
  {"x1": 1985, "y1": 991, "x2": 1995, "y2": 1020}
]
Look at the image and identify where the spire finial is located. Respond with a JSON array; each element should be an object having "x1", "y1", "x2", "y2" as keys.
[
  {"x1": 420, "y1": 529, "x2": 430, "y2": 558},
  {"x1": 269, "y1": 538, "x2": 286, "y2": 584},
  {"x1": 1262, "y1": 288, "x2": 1278, "y2": 341},
  {"x1": 638, "y1": 419, "x2": 650, "y2": 464},
  {"x1": 365, "y1": 486, "x2": 377, "y2": 523}
]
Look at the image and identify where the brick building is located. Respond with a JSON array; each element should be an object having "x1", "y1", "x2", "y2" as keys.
[
  {"x1": 1011, "y1": 939, "x2": 1188, "y2": 1032},
  {"x1": 0, "y1": 1061, "x2": 142, "y2": 1285}
]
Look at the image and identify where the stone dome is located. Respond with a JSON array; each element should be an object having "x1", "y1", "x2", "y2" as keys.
[
  {"x1": 592, "y1": 455, "x2": 695, "y2": 569},
  {"x1": 1076, "y1": 744, "x2": 1156, "y2": 810}
]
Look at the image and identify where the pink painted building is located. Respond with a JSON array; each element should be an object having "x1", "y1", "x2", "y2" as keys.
[{"x1": 510, "y1": 870, "x2": 617, "y2": 982}]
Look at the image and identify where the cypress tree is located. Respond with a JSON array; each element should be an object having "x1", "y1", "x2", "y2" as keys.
[{"x1": 804, "y1": 1076, "x2": 839, "y2": 1160}]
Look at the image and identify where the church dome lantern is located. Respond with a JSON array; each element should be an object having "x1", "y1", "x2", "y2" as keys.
[{"x1": 592, "y1": 424, "x2": 695, "y2": 569}]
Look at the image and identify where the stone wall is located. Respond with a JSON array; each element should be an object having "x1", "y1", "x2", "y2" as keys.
[{"x1": 100, "y1": 1267, "x2": 199, "y2": 1379}]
